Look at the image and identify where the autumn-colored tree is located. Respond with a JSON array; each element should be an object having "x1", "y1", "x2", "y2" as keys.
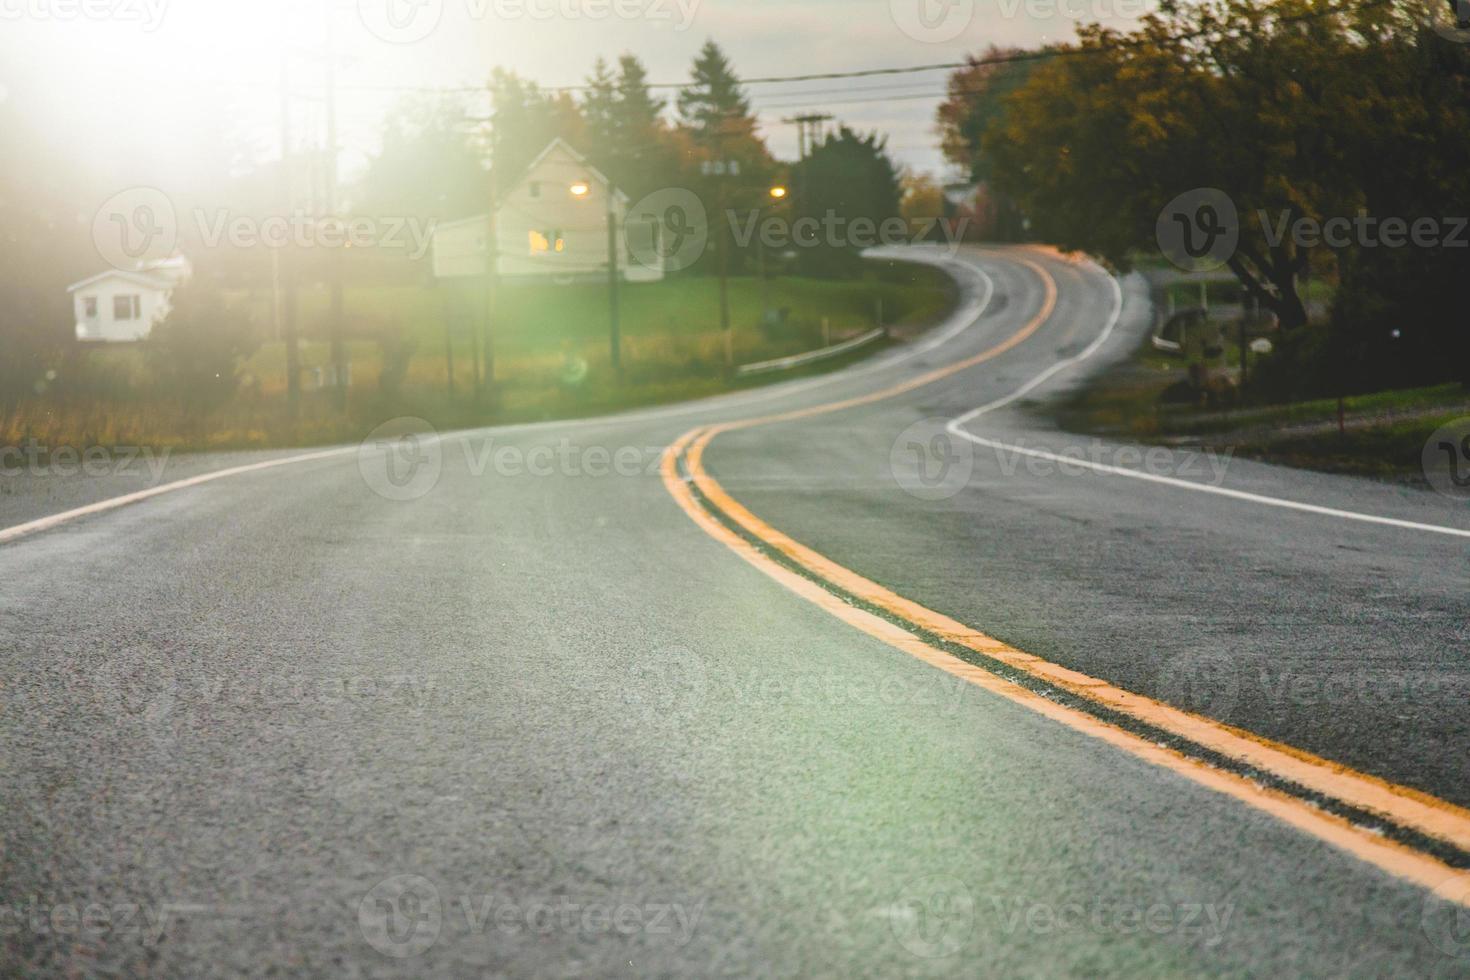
[
  {"x1": 957, "y1": 0, "x2": 1469, "y2": 388},
  {"x1": 900, "y1": 173, "x2": 946, "y2": 238},
  {"x1": 488, "y1": 69, "x2": 586, "y2": 193}
]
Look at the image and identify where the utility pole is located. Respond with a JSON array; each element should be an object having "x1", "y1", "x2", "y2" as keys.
[
  {"x1": 781, "y1": 113, "x2": 832, "y2": 160},
  {"x1": 277, "y1": 18, "x2": 301, "y2": 417},
  {"x1": 606, "y1": 181, "x2": 622, "y2": 374},
  {"x1": 717, "y1": 175, "x2": 731, "y2": 368},
  {"x1": 481, "y1": 114, "x2": 500, "y2": 405},
  {"x1": 323, "y1": 7, "x2": 346, "y2": 411}
]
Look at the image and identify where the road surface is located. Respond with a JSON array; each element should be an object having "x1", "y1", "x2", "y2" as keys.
[{"x1": 4, "y1": 245, "x2": 1469, "y2": 976}]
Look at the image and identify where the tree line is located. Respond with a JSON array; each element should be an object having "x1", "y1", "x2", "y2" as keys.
[
  {"x1": 358, "y1": 41, "x2": 904, "y2": 279},
  {"x1": 0, "y1": 40, "x2": 905, "y2": 410},
  {"x1": 939, "y1": 0, "x2": 1470, "y2": 396}
]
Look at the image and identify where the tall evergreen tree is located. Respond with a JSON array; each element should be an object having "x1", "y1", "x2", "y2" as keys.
[
  {"x1": 677, "y1": 41, "x2": 755, "y2": 145},
  {"x1": 604, "y1": 54, "x2": 676, "y2": 199},
  {"x1": 581, "y1": 58, "x2": 619, "y2": 154},
  {"x1": 675, "y1": 42, "x2": 775, "y2": 276},
  {"x1": 615, "y1": 55, "x2": 666, "y2": 136},
  {"x1": 789, "y1": 127, "x2": 903, "y2": 278}
]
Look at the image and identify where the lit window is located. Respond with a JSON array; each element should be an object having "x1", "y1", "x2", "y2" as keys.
[
  {"x1": 530, "y1": 230, "x2": 565, "y2": 254},
  {"x1": 114, "y1": 295, "x2": 141, "y2": 320}
]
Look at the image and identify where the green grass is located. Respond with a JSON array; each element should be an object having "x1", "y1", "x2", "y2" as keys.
[
  {"x1": 4, "y1": 266, "x2": 955, "y2": 451},
  {"x1": 1051, "y1": 328, "x2": 1470, "y2": 482}
]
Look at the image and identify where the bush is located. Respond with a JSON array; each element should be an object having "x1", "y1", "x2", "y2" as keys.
[{"x1": 145, "y1": 280, "x2": 259, "y2": 414}]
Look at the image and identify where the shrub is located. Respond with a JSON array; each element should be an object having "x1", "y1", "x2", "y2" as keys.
[{"x1": 146, "y1": 280, "x2": 259, "y2": 414}]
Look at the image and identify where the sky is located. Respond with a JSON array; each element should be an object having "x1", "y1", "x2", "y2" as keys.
[{"x1": 0, "y1": 0, "x2": 1149, "y2": 193}]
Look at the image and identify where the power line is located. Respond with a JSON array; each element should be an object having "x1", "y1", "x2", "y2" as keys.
[{"x1": 334, "y1": 0, "x2": 1392, "y2": 100}]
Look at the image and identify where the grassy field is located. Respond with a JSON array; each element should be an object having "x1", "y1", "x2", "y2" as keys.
[
  {"x1": 2, "y1": 264, "x2": 955, "y2": 451},
  {"x1": 1051, "y1": 335, "x2": 1470, "y2": 482}
]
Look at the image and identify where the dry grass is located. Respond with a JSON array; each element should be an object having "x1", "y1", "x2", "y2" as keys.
[{"x1": 3, "y1": 267, "x2": 954, "y2": 452}]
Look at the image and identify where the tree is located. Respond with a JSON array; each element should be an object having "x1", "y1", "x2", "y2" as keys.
[
  {"x1": 789, "y1": 127, "x2": 903, "y2": 278},
  {"x1": 0, "y1": 95, "x2": 90, "y2": 410},
  {"x1": 581, "y1": 58, "x2": 619, "y2": 156},
  {"x1": 609, "y1": 55, "x2": 677, "y2": 200},
  {"x1": 615, "y1": 55, "x2": 667, "y2": 137},
  {"x1": 357, "y1": 94, "x2": 490, "y2": 223},
  {"x1": 146, "y1": 277, "x2": 259, "y2": 414},
  {"x1": 936, "y1": 47, "x2": 1041, "y2": 242},
  {"x1": 982, "y1": 0, "x2": 1418, "y2": 330},
  {"x1": 488, "y1": 70, "x2": 586, "y2": 194},
  {"x1": 900, "y1": 173, "x2": 946, "y2": 240},
  {"x1": 937, "y1": 47, "x2": 1042, "y2": 185},
  {"x1": 675, "y1": 43, "x2": 776, "y2": 275},
  {"x1": 579, "y1": 54, "x2": 678, "y2": 201},
  {"x1": 677, "y1": 41, "x2": 755, "y2": 145},
  {"x1": 974, "y1": 0, "x2": 1469, "y2": 389}
]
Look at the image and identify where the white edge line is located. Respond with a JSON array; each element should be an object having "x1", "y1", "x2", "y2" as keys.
[
  {"x1": 0, "y1": 249, "x2": 999, "y2": 547},
  {"x1": 945, "y1": 267, "x2": 1470, "y2": 540},
  {"x1": 736, "y1": 327, "x2": 885, "y2": 376},
  {"x1": 0, "y1": 446, "x2": 357, "y2": 546}
]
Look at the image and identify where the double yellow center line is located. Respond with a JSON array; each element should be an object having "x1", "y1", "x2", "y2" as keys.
[{"x1": 660, "y1": 254, "x2": 1470, "y2": 907}]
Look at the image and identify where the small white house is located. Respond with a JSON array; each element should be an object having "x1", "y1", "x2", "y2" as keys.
[
  {"x1": 432, "y1": 139, "x2": 664, "y2": 285},
  {"x1": 69, "y1": 255, "x2": 192, "y2": 343}
]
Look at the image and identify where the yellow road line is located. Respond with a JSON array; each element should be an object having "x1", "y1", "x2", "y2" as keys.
[{"x1": 661, "y1": 254, "x2": 1470, "y2": 904}]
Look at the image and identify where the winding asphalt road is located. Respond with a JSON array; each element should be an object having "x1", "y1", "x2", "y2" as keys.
[{"x1": 4, "y1": 245, "x2": 1469, "y2": 976}]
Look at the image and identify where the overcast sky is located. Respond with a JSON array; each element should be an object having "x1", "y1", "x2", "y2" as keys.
[{"x1": 0, "y1": 0, "x2": 1145, "y2": 193}]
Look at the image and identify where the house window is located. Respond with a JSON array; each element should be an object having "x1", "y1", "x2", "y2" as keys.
[
  {"x1": 529, "y1": 230, "x2": 566, "y2": 254},
  {"x1": 528, "y1": 181, "x2": 541, "y2": 199},
  {"x1": 83, "y1": 296, "x2": 98, "y2": 318},
  {"x1": 114, "y1": 295, "x2": 141, "y2": 320}
]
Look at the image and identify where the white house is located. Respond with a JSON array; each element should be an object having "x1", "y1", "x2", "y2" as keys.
[
  {"x1": 69, "y1": 255, "x2": 192, "y2": 343},
  {"x1": 432, "y1": 139, "x2": 664, "y2": 285}
]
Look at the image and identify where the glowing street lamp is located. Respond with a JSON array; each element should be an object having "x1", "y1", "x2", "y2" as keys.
[{"x1": 768, "y1": 185, "x2": 788, "y2": 200}]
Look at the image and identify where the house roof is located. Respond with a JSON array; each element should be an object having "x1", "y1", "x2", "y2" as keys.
[
  {"x1": 508, "y1": 138, "x2": 631, "y2": 205},
  {"x1": 68, "y1": 255, "x2": 191, "y2": 293},
  {"x1": 67, "y1": 268, "x2": 177, "y2": 293}
]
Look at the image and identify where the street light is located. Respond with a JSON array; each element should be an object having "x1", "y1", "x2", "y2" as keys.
[
  {"x1": 569, "y1": 178, "x2": 620, "y2": 373},
  {"x1": 759, "y1": 185, "x2": 790, "y2": 322}
]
